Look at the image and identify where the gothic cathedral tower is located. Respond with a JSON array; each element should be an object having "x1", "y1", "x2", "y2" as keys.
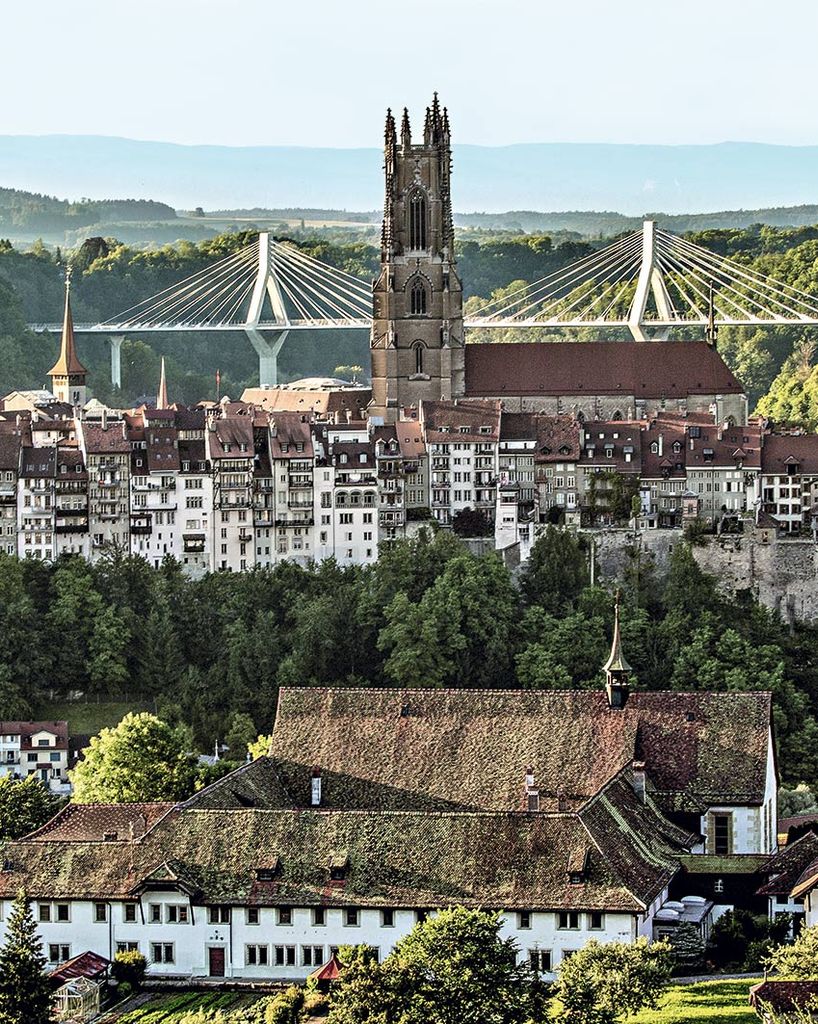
[{"x1": 369, "y1": 95, "x2": 465, "y2": 422}]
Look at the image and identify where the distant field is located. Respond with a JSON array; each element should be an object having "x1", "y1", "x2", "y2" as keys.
[
  {"x1": 32, "y1": 700, "x2": 152, "y2": 736},
  {"x1": 626, "y1": 978, "x2": 762, "y2": 1024}
]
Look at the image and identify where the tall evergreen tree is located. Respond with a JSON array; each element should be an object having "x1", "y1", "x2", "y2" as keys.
[{"x1": 0, "y1": 890, "x2": 53, "y2": 1024}]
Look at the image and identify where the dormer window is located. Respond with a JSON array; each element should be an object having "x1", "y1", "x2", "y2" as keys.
[
  {"x1": 329, "y1": 853, "x2": 350, "y2": 881},
  {"x1": 650, "y1": 442, "x2": 659, "y2": 454}
]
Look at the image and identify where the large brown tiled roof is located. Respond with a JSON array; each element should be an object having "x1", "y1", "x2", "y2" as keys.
[
  {"x1": 464, "y1": 341, "x2": 744, "y2": 398},
  {"x1": 23, "y1": 802, "x2": 174, "y2": 842},
  {"x1": 270, "y1": 689, "x2": 772, "y2": 814},
  {"x1": 0, "y1": 794, "x2": 685, "y2": 912}
]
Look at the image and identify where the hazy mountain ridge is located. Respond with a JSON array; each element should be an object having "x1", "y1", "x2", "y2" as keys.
[{"x1": 2, "y1": 135, "x2": 818, "y2": 215}]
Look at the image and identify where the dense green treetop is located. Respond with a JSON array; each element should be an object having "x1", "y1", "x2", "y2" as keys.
[
  {"x1": 70, "y1": 711, "x2": 197, "y2": 802},
  {"x1": 0, "y1": 776, "x2": 62, "y2": 842}
]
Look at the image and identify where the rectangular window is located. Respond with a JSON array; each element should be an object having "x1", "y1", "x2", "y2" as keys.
[
  {"x1": 588, "y1": 911, "x2": 605, "y2": 930},
  {"x1": 94, "y1": 903, "x2": 108, "y2": 923},
  {"x1": 208, "y1": 906, "x2": 230, "y2": 924},
  {"x1": 246, "y1": 944, "x2": 269, "y2": 966},
  {"x1": 557, "y1": 911, "x2": 580, "y2": 930},
  {"x1": 247, "y1": 907, "x2": 260, "y2": 925},
  {"x1": 381, "y1": 908, "x2": 395, "y2": 927},
  {"x1": 275, "y1": 945, "x2": 297, "y2": 966},
  {"x1": 151, "y1": 943, "x2": 175, "y2": 964},
  {"x1": 116, "y1": 941, "x2": 139, "y2": 953},
  {"x1": 49, "y1": 944, "x2": 70, "y2": 963},
  {"x1": 302, "y1": 945, "x2": 325, "y2": 967},
  {"x1": 344, "y1": 908, "x2": 359, "y2": 927},
  {"x1": 529, "y1": 949, "x2": 552, "y2": 973},
  {"x1": 149, "y1": 904, "x2": 161, "y2": 923},
  {"x1": 56, "y1": 903, "x2": 70, "y2": 923},
  {"x1": 312, "y1": 907, "x2": 326, "y2": 926},
  {"x1": 166, "y1": 904, "x2": 189, "y2": 924},
  {"x1": 277, "y1": 907, "x2": 293, "y2": 925},
  {"x1": 518, "y1": 911, "x2": 532, "y2": 930},
  {"x1": 713, "y1": 813, "x2": 732, "y2": 856}
]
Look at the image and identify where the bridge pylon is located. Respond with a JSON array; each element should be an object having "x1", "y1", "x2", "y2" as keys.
[{"x1": 245, "y1": 231, "x2": 290, "y2": 387}]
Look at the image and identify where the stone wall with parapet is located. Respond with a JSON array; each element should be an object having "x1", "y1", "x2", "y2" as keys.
[{"x1": 588, "y1": 526, "x2": 818, "y2": 624}]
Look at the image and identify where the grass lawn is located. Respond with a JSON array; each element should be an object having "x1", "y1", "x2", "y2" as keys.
[
  {"x1": 626, "y1": 979, "x2": 762, "y2": 1024},
  {"x1": 32, "y1": 700, "x2": 153, "y2": 737}
]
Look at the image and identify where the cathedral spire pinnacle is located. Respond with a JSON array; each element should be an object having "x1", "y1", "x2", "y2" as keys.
[
  {"x1": 157, "y1": 356, "x2": 169, "y2": 410},
  {"x1": 401, "y1": 107, "x2": 411, "y2": 150},
  {"x1": 604, "y1": 589, "x2": 632, "y2": 709},
  {"x1": 384, "y1": 107, "x2": 396, "y2": 150},
  {"x1": 48, "y1": 266, "x2": 88, "y2": 381}
]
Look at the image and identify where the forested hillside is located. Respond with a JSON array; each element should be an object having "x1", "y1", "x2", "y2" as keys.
[
  {"x1": 1, "y1": 223, "x2": 818, "y2": 420},
  {"x1": 0, "y1": 188, "x2": 176, "y2": 233},
  {"x1": 0, "y1": 532, "x2": 816, "y2": 791}
]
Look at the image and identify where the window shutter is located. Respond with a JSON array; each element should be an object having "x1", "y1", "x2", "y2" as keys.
[
  {"x1": 707, "y1": 813, "x2": 715, "y2": 853},
  {"x1": 727, "y1": 813, "x2": 734, "y2": 855}
]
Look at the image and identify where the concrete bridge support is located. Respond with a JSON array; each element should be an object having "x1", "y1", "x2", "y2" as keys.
[
  {"x1": 245, "y1": 329, "x2": 288, "y2": 388},
  {"x1": 110, "y1": 335, "x2": 125, "y2": 389}
]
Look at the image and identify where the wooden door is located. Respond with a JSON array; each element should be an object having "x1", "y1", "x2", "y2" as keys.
[{"x1": 208, "y1": 947, "x2": 225, "y2": 977}]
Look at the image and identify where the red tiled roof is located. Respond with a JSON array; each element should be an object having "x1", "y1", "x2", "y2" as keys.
[
  {"x1": 81, "y1": 422, "x2": 130, "y2": 454},
  {"x1": 24, "y1": 802, "x2": 175, "y2": 842},
  {"x1": 0, "y1": 720, "x2": 68, "y2": 749},
  {"x1": 421, "y1": 399, "x2": 501, "y2": 442},
  {"x1": 464, "y1": 341, "x2": 744, "y2": 398},
  {"x1": 762, "y1": 433, "x2": 818, "y2": 475},
  {"x1": 535, "y1": 415, "x2": 581, "y2": 463}
]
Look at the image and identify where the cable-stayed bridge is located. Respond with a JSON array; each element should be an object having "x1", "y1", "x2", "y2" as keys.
[{"x1": 29, "y1": 224, "x2": 818, "y2": 388}]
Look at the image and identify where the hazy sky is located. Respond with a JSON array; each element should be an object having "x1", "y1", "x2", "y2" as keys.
[{"x1": 4, "y1": 0, "x2": 816, "y2": 147}]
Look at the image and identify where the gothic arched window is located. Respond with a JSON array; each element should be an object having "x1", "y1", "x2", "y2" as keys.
[
  {"x1": 408, "y1": 190, "x2": 428, "y2": 251},
  {"x1": 412, "y1": 341, "x2": 425, "y2": 376},
  {"x1": 612, "y1": 410, "x2": 623, "y2": 421},
  {"x1": 409, "y1": 278, "x2": 428, "y2": 315}
]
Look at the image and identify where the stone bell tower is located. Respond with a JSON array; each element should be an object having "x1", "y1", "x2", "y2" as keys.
[{"x1": 369, "y1": 94, "x2": 465, "y2": 422}]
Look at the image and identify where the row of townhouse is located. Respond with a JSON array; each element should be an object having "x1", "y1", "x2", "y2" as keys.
[{"x1": 1, "y1": 394, "x2": 817, "y2": 572}]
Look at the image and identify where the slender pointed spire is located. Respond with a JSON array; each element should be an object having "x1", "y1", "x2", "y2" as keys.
[
  {"x1": 48, "y1": 267, "x2": 88, "y2": 379},
  {"x1": 424, "y1": 104, "x2": 433, "y2": 145},
  {"x1": 400, "y1": 107, "x2": 411, "y2": 149},
  {"x1": 157, "y1": 356, "x2": 169, "y2": 409},
  {"x1": 604, "y1": 589, "x2": 632, "y2": 675}
]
